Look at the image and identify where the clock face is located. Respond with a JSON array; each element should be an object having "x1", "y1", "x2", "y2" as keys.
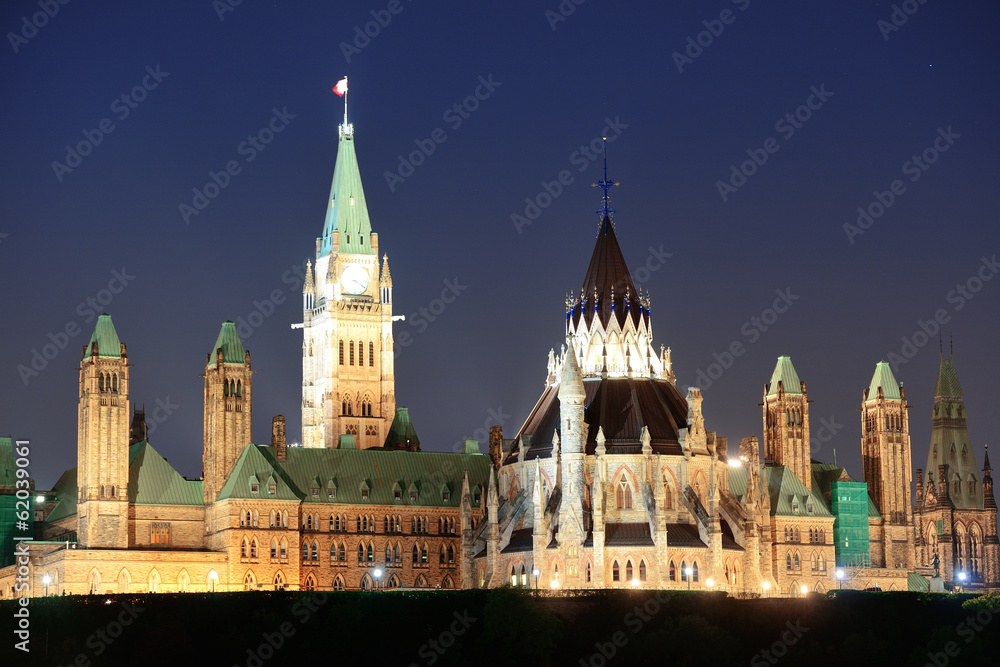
[{"x1": 340, "y1": 265, "x2": 369, "y2": 295}]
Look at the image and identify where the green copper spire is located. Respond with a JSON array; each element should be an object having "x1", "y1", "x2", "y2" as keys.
[
  {"x1": 925, "y1": 356, "x2": 981, "y2": 509},
  {"x1": 865, "y1": 361, "x2": 902, "y2": 401},
  {"x1": 207, "y1": 320, "x2": 246, "y2": 367},
  {"x1": 766, "y1": 355, "x2": 802, "y2": 397},
  {"x1": 86, "y1": 313, "x2": 122, "y2": 358},
  {"x1": 319, "y1": 122, "x2": 374, "y2": 258}
]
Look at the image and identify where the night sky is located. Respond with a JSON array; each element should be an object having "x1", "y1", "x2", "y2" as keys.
[{"x1": 3, "y1": 1, "x2": 998, "y2": 491}]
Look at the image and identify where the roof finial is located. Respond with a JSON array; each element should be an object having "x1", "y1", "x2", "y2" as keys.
[{"x1": 592, "y1": 137, "x2": 619, "y2": 226}]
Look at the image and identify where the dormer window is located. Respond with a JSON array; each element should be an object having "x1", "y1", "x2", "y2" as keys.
[
  {"x1": 311, "y1": 487, "x2": 319, "y2": 499},
  {"x1": 791, "y1": 498, "x2": 799, "y2": 513},
  {"x1": 806, "y1": 502, "x2": 813, "y2": 514},
  {"x1": 441, "y1": 485, "x2": 450, "y2": 503},
  {"x1": 267, "y1": 477, "x2": 276, "y2": 495},
  {"x1": 394, "y1": 488, "x2": 402, "y2": 501},
  {"x1": 250, "y1": 482, "x2": 259, "y2": 495},
  {"x1": 327, "y1": 484, "x2": 337, "y2": 499},
  {"x1": 360, "y1": 481, "x2": 370, "y2": 501}
]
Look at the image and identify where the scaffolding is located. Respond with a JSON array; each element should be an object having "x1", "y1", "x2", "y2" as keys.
[{"x1": 831, "y1": 481, "x2": 870, "y2": 568}]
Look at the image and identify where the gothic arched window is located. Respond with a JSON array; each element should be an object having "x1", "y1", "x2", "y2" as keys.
[
  {"x1": 339, "y1": 340, "x2": 344, "y2": 365},
  {"x1": 369, "y1": 342, "x2": 375, "y2": 366}
]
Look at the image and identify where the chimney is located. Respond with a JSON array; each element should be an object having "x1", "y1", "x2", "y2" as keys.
[{"x1": 272, "y1": 415, "x2": 286, "y2": 461}]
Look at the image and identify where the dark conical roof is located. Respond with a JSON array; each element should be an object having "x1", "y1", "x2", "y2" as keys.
[
  {"x1": 572, "y1": 216, "x2": 645, "y2": 330},
  {"x1": 934, "y1": 357, "x2": 963, "y2": 399},
  {"x1": 383, "y1": 407, "x2": 421, "y2": 452}
]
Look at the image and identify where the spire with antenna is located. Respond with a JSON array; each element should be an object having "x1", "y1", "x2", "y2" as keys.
[{"x1": 592, "y1": 137, "x2": 619, "y2": 226}]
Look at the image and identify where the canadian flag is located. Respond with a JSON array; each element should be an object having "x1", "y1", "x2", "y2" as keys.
[{"x1": 333, "y1": 77, "x2": 348, "y2": 96}]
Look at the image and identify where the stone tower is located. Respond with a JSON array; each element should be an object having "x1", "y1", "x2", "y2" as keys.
[
  {"x1": 861, "y1": 360, "x2": 915, "y2": 570},
  {"x1": 202, "y1": 320, "x2": 253, "y2": 505},
  {"x1": 557, "y1": 338, "x2": 586, "y2": 584},
  {"x1": 301, "y1": 110, "x2": 395, "y2": 449},
  {"x1": 77, "y1": 314, "x2": 130, "y2": 549},
  {"x1": 762, "y1": 355, "x2": 811, "y2": 491}
]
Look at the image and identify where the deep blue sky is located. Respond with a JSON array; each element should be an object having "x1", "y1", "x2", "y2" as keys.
[{"x1": 2, "y1": 1, "x2": 998, "y2": 490}]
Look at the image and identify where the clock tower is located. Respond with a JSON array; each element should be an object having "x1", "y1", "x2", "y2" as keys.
[{"x1": 300, "y1": 105, "x2": 395, "y2": 449}]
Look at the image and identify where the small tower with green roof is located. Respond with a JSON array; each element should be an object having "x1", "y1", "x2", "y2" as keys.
[
  {"x1": 762, "y1": 355, "x2": 811, "y2": 491},
  {"x1": 202, "y1": 321, "x2": 253, "y2": 505},
  {"x1": 77, "y1": 313, "x2": 130, "y2": 548},
  {"x1": 861, "y1": 360, "x2": 915, "y2": 570}
]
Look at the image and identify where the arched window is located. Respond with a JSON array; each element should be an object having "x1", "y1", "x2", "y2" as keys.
[
  {"x1": 118, "y1": 569, "x2": 131, "y2": 594},
  {"x1": 302, "y1": 542, "x2": 309, "y2": 561},
  {"x1": 511, "y1": 566, "x2": 517, "y2": 587},
  {"x1": 312, "y1": 541, "x2": 319, "y2": 561},
  {"x1": 358, "y1": 342, "x2": 364, "y2": 367},
  {"x1": 639, "y1": 560, "x2": 647, "y2": 581},
  {"x1": 250, "y1": 538, "x2": 258, "y2": 559},
  {"x1": 270, "y1": 510, "x2": 276, "y2": 528},
  {"x1": 818, "y1": 553, "x2": 826, "y2": 571},
  {"x1": 692, "y1": 562, "x2": 699, "y2": 582},
  {"x1": 241, "y1": 538, "x2": 249, "y2": 558},
  {"x1": 421, "y1": 544, "x2": 428, "y2": 563},
  {"x1": 280, "y1": 539, "x2": 287, "y2": 559},
  {"x1": 448, "y1": 545, "x2": 455, "y2": 564},
  {"x1": 612, "y1": 560, "x2": 620, "y2": 582},
  {"x1": 350, "y1": 341, "x2": 355, "y2": 365},
  {"x1": 520, "y1": 565, "x2": 527, "y2": 587},
  {"x1": 333, "y1": 576, "x2": 345, "y2": 591},
  {"x1": 271, "y1": 540, "x2": 278, "y2": 559},
  {"x1": 177, "y1": 569, "x2": 189, "y2": 593},
  {"x1": 386, "y1": 544, "x2": 392, "y2": 564},
  {"x1": 281, "y1": 511, "x2": 288, "y2": 527},
  {"x1": 664, "y1": 483, "x2": 672, "y2": 509},
  {"x1": 669, "y1": 560, "x2": 676, "y2": 581},
  {"x1": 439, "y1": 545, "x2": 446, "y2": 564},
  {"x1": 303, "y1": 574, "x2": 315, "y2": 591},
  {"x1": 586, "y1": 562, "x2": 592, "y2": 583},
  {"x1": 89, "y1": 569, "x2": 101, "y2": 595},
  {"x1": 394, "y1": 543, "x2": 401, "y2": 563},
  {"x1": 811, "y1": 553, "x2": 817, "y2": 571},
  {"x1": 339, "y1": 340, "x2": 344, "y2": 365},
  {"x1": 147, "y1": 570, "x2": 160, "y2": 593},
  {"x1": 413, "y1": 545, "x2": 419, "y2": 564},
  {"x1": 793, "y1": 553, "x2": 800, "y2": 570},
  {"x1": 616, "y1": 478, "x2": 633, "y2": 509},
  {"x1": 358, "y1": 544, "x2": 365, "y2": 562},
  {"x1": 369, "y1": 342, "x2": 375, "y2": 366},
  {"x1": 680, "y1": 560, "x2": 688, "y2": 582},
  {"x1": 274, "y1": 571, "x2": 285, "y2": 590},
  {"x1": 794, "y1": 528, "x2": 800, "y2": 542},
  {"x1": 786, "y1": 553, "x2": 792, "y2": 571}
]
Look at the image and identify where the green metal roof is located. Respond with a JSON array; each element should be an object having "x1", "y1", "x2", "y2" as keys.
[
  {"x1": 934, "y1": 357, "x2": 963, "y2": 399},
  {"x1": 127, "y1": 441, "x2": 204, "y2": 506},
  {"x1": 217, "y1": 444, "x2": 302, "y2": 502},
  {"x1": 866, "y1": 361, "x2": 902, "y2": 401},
  {"x1": 0, "y1": 437, "x2": 14, "y2": 487},
  {"x1": 45, "y1": 467, "x2": 79, "y2": 523},
  {"x1": 319, "y1": 131, "x2": 374, "y2": 257},
  {"x1": 764, "y1": 466, "x2": 832, "y2": 517},
  {"x1": 811, "y1": 462, "x2": 881, "y2": 518},
  {"x1": 908, "y1": 572, "x2": 930, "y2": 592},
  {"x1": 765, "y1": 355, "x2": 802, "y2": 397},
  {"x1": 384, "y1": 407, "x2": 420, "y2": 450},
  {"x1": 86, "y1": 313, "x2": 122, "y2": 358},
  {"x1": 207, "y1": 320, "x2": 245, "y2": 367}
]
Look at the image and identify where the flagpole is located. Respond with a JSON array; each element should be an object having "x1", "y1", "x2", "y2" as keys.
[{"x1": 343, "y1": 88, "x2": 348, "y2": 128}]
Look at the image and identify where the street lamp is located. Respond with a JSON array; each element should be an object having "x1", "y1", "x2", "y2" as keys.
[
  {"x1": 800, "y1": 585, "x2": 809, "y2": 596},
  {"x1": 374, "y1": 568, "x2": 382, "y2": 591},
  {"x1": 533, "y1": 569, "x2": 540, "y2": 590},
  {"x1": 631, "y1": 578, "x2": 640, "y2": 587},
  {"x1": 550, "y1": 579, "x2": 560, "y2": 589},
  {"x1": 685, "y1": 567, "x2": 693, "y2": 591},
  {"x1": 957, "y1": 571, "x2": 967, "y2": 592},
  {"x1": 762, "y1": 581, "x2": 771, "y2": 598},
  {"x1": 706, "y1": 578, "x2": 714, "y2": 588},
  {"x1": 836, "y1": 569, "x2": 845, "y2": 590},
  {"x1": 208, "y1": 570, "x2": 218, "y2": 592},
  {"x1": 42, "y1": 575, "x2": 51, "y2": 596}
]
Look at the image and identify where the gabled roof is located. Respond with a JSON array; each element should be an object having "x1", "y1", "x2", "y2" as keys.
[
  {"x1": 765, "y1": 466, "x2": 832, "y2": 517},
  {"x1": 86, "y1": 313, "x2": 122, "y2": 358},
  {"x1": 45, "y1": 467, "x2": 78, "y2": 524},
  {"x1": 217, "y1": 444, "x2": 302, "y2": 502},
  {"x1": 319, "y1": 129, "x2": 374, "y2": 257},
  {"x1": 128, "y1": 441, "x2": 203, "y2": 506},
  {"x1": 606, "y1": 522, "x2": 654, "y2": 547},
  {"x1": 766, "y1": 355, "x2": 802, "y2": 397},
  {"x1": 866, "y1": 361, "x2": 902, "y2": 401},
  {"x1": 207, "y1": 320, "x2": 245, "y2": 367}
]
